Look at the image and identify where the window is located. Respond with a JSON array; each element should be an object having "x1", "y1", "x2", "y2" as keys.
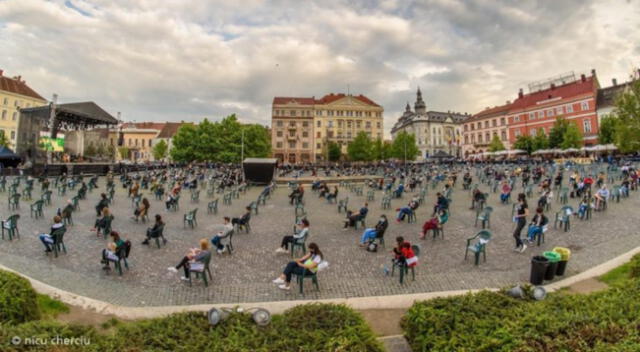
[
  {"x1": 581, "y1": 101, "x2": 589, "y2": 111},
  {"x1": 492, "y1": 119, "x2": 497, "y2": 127},
  {"x1": 356, "y1": 121, "x2": 361, "y2": 129},
  {"x1": 478, "y1": 133, "x2": 482, "y2": 142},
  {"x1": 328, "y1": 110, "x2": 334, "y2": 116},
  {"x1": 302, "y1": 131, "x2": 308, "y2": 138},
  {"x1": 317, "y1": 143, "x2": 321, "y2": 149},
  {"x1": 316, "y1": 110, "x2": 322, "y2": 116},
  {"x1": 537, "y1": 111, "x2": 543, "y2": 118},
  {"x1": 347, "y1": 121, "x2": 352, "y2": 128},
  {"x1": 135, "y1": 139, "x2": 138, "y2": 146},
  {"x1": 338, "y1": 120, "x2": 343, "y2": 128},
  {"x1": 276, "y1": 121, "x2": 283, "y2": 127},
  {"x1": 289, "y1": 131, "x2": 295, "y2": 137},
  {"x1": 514, "y1": 115, "x2": 520, "y2": 122},
  {"x1": 1, "y1": 110, "x2": 5, "y2": 120},
  {"x1": 347, "y1": 132, "x2": 352, "y2": 139},
  {"x1": 306, "y1": 111, "x2": 311, "y2": 117},
  {"x1": 546, "y1": 109, "x2": 553, "y2": 117},
  {"x1": 288, "y1": 141, "x2": 296, "y2": 148},
  {"x1": 302, "y1": 121, "x2": 308, "y2": 127},
  {"x1": 302, "y1": 142, "x2": 309, "y2": 149},
  {"x1": 328, "y1": 120, "x2": 333, "y2": 128},
  {"x1": 11, "y1": 112, "x2": 16, "y2": 121},
  {"x1": 276, "y1": 142, "x2": 282, "y2": 148},
  {"x1": 529, "y1": 112, "x2": 535, "y2": 120},
  {"x1": 483, "y1": 121, "x2": 488, "y2": 128},
  {"x1": 501, "y1": 131, "x2": 507, "y2": 141},
  {"x1": 289, "y1": 121, "x2": 295, "y2": 127},
  {"x1": 515, "y1": 129, "x2": 521, "y2": 137},
  {"x1": 276, "y1": 131, "x2": 283, "y2": 137},
  {"x1": 10, "y1": 131, "x2": 15, "y2": 140},
  {"x1": 148, "y1": 140, "x2": 153, "y2": 147},
  {"x1": 471, "y1": 134, "x2": 475, "y2": 143},
  {"x1": 376, "y1": 122, "x2": 381, "y2": 128},
  {"x1": 128, "y1": 139, "x2": 132, "y2": 146},
  {"x1": 316, "y1": 132, "x2": 321, "y2": 138},
  {"x1": 290, "y1": 110, "x2": 296, "y2": 116},
  {"x1": 464, "y1": 135, "x2": 469, "y2": 144},
  {"x1": 2, "y1": 98, "x2": 7, "y2": 105},
  {"x1": 584, "y1": 119, "x2": 592, "y2": 133},
  {"x1": 464, "y1": 125, "x2": 468, "y2": 132},
  {"x1": 365, "y1": 121, "x2": 371, "y2": 128},
  {"x1": 470, "y1": 123, "x2": 474, "y2": 131},
  {"x1": 566, "y1": 104, "x2": 574, "y2": 113},
  {"x1": 317, "y1": 121, "x2": 321, "y2": 127},
  {"x1": 556, "y1": 107, "x2": 563, "y2": 115},
  {"x1": 485, "y1": 133, "x2": 490, "y2": 141}
]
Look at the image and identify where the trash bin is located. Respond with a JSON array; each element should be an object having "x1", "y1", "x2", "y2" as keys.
[
  {"x1": 530, "y1": 255, "x2": 549, "y2": 285},
  {"x1": 553, "y1": 247, "x2": 571, "y2": 276},
  {"x1": 543, "y1": 251, "x2": 561, "y2": 281}
]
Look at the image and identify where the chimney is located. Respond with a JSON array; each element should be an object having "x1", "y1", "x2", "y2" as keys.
[
  {"x1": 0, "y1": 69, "x2": 3, "y2": 76},
  {"x1": 581, "y1": 74, "x2": 586, "y2": 82},
  {"x1": 518, "y1": 88, "x2": 523, "y2": 99},
  {"x1": 612, "y1": 78, "x2": 617, "y2": 86},
  {"x1": 550, "y1": 83, "x2": 556, "y2": 90},
  {"x1": 591, "y1": 68, "x2": 596, "y2": 76},
  {"x1": 17, "y1": 75, "x2": 21, "y2": 81},
  {"x1": 506, "y1": 100, "x2": 511, "y2": 105}
]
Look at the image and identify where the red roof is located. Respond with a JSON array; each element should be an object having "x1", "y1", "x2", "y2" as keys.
[
  {"x1": 470, "y1": 103, "x2": 511, "y2": 121},
  {"x1": 122, "y1": 122, "x2": 166, "y2": 130},
  {"x1": 0, "y1": 72, "x2": 45, "y2": 101},
  {"x1": 272, "y1": 97, "x2": 316, "y2": 105},
  {"x1": 509, "y1": 76, "x2": 597, "y2": 112},
  {"x1": 273, "y1": 93, "x2": 380, "y2": 107},
  {"x1": 157, "y1": 122, "x2": 190, "y2": 138}
]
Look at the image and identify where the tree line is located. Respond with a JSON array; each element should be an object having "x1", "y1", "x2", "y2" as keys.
[
  {"x1": 333, "y1": 130, "x2": 420, "y2": 162},
  {"x1": 598, "y1": 78, "x2": 640, "y2": 153}
]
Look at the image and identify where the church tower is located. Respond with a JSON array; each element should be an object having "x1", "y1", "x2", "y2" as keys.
[{"x1": 414, "y1": 87, "x2": 426, "y2": 114}]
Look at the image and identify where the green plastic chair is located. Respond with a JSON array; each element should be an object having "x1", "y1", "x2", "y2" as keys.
[
  {"x1": 290, "y1": 230, "x2": 308, "y2": 257},
  {"x1": 1, "y1": 214, "x2": 20, "y2": 240},
  {"x1": 465, "y1": 230, "x2": 492, "y2": 266},
  {"x1": 100, "y1": 215, "x2": 114, "y2": 239},
  {"x1": 30, "y1": 200, "x2": 44, "y2": 218},
  {"x1": 337, "y1": 197, "x2": 349, "y2": 213},
  {"x1": 183, "y1": 209, "x2": 198, "y2": 228},
  {"x1": 294, "y1": 270, "x2": 319, "y2": 295},
  {"x1": 249, "y1": 201, "x2": 259, "y2": 215},
  {"x1": 8, "y1": 193, "x2": 21, "y2": 210},
  {"x1": 474, "y1": 206, "x2": 493, "y2": 229},
  {"x1": 41, "y1": 190, "x2": 52, "y2": 205},
  {"x1": 188, "y1": 252, "x2": 213, "y2": 287},
  {"x1": 50, "y1": 227, "x2": 67, "y2": 258},
  {"x1": 207, "y1": 199, "x2": 219, "y2": 214},
  {"x1": 190, "y1": 190, "x2": 200, "y2": 203},
  {"x1": 554, "y1": 205, "x2": 574, "y2": 232}
]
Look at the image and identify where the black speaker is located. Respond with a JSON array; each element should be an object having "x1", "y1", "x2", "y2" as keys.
[{"x1": 243, "y1": 158, "x2": 277, "y2": 185}]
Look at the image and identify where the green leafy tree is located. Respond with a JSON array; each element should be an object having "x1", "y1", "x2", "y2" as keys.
[
  {"x1": 0, "y1": 130, "x2": 9, "y2": 147},
  {"x1": 532, "y1": 129, "x2": 549, "y2": 151},
  {"x1": 372, "y1": 138, "x2": 393, "y2": 161},
  {"x1": 391, "y1": 131, "x2": 420, "y2": 160},
  {"x1": 598, "y1": 115, "x2": 618, "y2": 145},
  {"x1": 513, "y1": 135, "x2": 535, "y2": 154},
  {"x1": 488, "y1": 135, "x2": 506, "y2": 152},
  {"x1": 118, "y1": 146, "x2": 130, "y2": 160},
  {"x1": 347, "y1": 131, "x2": 373, "y2": 161},
  {"x1": 107, "y1": 144, "x2": 116, "y2": 159},
  {"x1": 561, "y1": 122, "x2": 583, "y2": 149},
  {"x1": 548, "y1": 117, "x2": 570, "y2": 148},
  {"x1": 611, "y1": 79, "x2": 640, "y2": 153},
  {"x1": 327, "y1": 141, "x2": 342, "y2": 162},
  {"x1": 152, "y1": 139, "x2": 168, "y2": 160}
]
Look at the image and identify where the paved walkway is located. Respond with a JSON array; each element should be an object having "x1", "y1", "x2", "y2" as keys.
[{"x1": 0, "y1": 175, "x2": 638, "y2": 307}]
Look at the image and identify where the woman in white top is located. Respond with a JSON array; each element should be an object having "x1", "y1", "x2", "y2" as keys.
[
  {"x1": 272, "y1": 242, "x2": 323, "y2": 290},
  {"x1": 276, "y1": 219, "x2": 309, "y2": 254},
  {"x1": 38, "y1": 216, "x2": 65, "y2": 252}
]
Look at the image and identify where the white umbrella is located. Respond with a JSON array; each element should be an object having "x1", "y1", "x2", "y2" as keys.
[
  {"x1": 532, "y1": 150, "x2": 545, "y2": 155},
  {"x1": 563, "y1": 148, "x2": 579, "y2": 153},
  {"x1": 509, "y1": 149, "x2": 527, "y2": 155},
  {"x1": 603, "y1": 144, "x2": 618, "y2": 151}
]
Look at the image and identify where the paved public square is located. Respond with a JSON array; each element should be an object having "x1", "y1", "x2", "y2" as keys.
[{"x1": 0, "y1": 172, "x2": 639, "y2": 307}]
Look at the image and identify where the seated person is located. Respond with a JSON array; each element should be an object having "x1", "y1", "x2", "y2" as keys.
[
  {"x1": 527, "y1": 207, "x2": 549, "y2": 243},
  {"x1": 38, "y1": 216, "x2": 65, "y2": 252},
  {"x1": 211, "y1": 217, "x2": 234, "y2": 254},
  {"x1": 318, "y1": 183, "x2": 330, "y2": 198},
  {"x1": 288, "y1": 185, "x2": 304, "y2": 204},
  {"x1": 95, "y1": 193, "x2": 109, "y2": 216},
  {"x1": 621, "y1": 178, "x2": 630, "y2": 196},
  {"x1": 167, "y1": 239, "x2": 211, "y2": 281},
  {"x1": 359, "y1": 215, "x2": 388, "y2": 245},
  {"x1": 343, "y1": 203, "x2": 368, "y2": 228},
  {"x1": 537, "y1": 190, "x2": 551, "y2": 209},
  {"x1": 393, "y1": 183, "x2": 405, "y2": 198},
  {"x1": 577, "y1": 197, "x2": 590, "y2": 219},
  {"x1": 391, "y1": 236, "x2": 417, "y2": 268},
  {"x1": 500, "y1": 182, "x2": 511, "y2": 203},
  {"x1": 232, "y1": 206, "x2": 252, "y2": 228},
  {"x1": 433, "y1": 192, "x2": 449, "y2": 216},
  {"x1": 311, "y1": 179, "x2": 321, "y2": 190},
  {"x1": 142, "y1": 214, "x2": 166, "y2": 245},
  {"x1": 272, "y1": 243, "x2": 323, "y2": 291},
  {"x1": 91, "y1": 208, "x2": 112, "y2": 234},
  {"x1": 396, "y1": 197, "x2": 419, "y2": 222},
  {"x1": 100, "y1": 242, "x2": 120, "y2": 271},
  {"x1": 276, "y1": 218, "x2": 310, "y2": 253},
  {"x1": 129, "y1": 181, "x2": 140, "y2": 198},
  {"x1": 419, "y1": 209, "x2": 448, "y2": 239},
  {"x1": 58, "y1": 200, "x2": 74, "y2": 220},
  {"x1": 594, "y1": 186, "x2": 609, "y2": 209},
  {"x1": 165, "y1": 187, "x2": 180, "y2": 210},
  {"x1": 470, "y1": 189, "x2": 485, "y2": 210},
  {"x1": 133, "y1": 198, "x2": 150, "y2": 222},
  {"x1": 325, "y1": 186, "x2": 339, "y2": 202}
]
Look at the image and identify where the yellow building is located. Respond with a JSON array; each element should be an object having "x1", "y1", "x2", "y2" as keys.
[
  {"x1": 118, "y1": 122, "x2": 166, "y2": 161},
  {"x1": 272, "y1": 93, "x2": 383, "y2": 163},
  {"x1": 0, "y1": 70, "x2": 47, "y2": 149}
]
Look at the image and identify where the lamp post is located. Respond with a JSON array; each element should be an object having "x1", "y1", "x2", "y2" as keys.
[{"x1": 46, "y1": 93, "x2": 57, "y2": 165}]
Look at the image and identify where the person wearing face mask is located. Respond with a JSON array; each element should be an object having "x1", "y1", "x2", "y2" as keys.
[
  {"x1": 276, "y1": 219, "x2": 310, "y2": 254},
  {"x1": 359, "y1": 215, "x2": 389, "y2": 246},
  {"x1": 272, "y1": 242, "x2": 324, "y2": 290}
]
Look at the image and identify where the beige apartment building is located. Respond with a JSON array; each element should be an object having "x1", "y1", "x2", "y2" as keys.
[
  {"x1": 271, "y1": 93, "x2": 383, "y2": 164},
  {"x1": 462, "y1": 103, "x2": 511, "y2": 158},
  {"x1": 0, "y1": 70, "x2": 48, "y2": 150}
]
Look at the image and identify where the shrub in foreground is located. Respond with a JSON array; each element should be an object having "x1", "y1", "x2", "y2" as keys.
[{"x1": 0, "y1": 270, "x2": 41, "y2": 324}]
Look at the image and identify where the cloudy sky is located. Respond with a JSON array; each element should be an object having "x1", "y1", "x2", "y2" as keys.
[{"x1": 0, "y1": 0, "x2": 638, "y2": 137}]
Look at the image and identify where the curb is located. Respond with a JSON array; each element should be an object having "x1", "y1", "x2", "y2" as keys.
[{"x1": 2, "y1": 245, "x2": 639, "y2": 320}]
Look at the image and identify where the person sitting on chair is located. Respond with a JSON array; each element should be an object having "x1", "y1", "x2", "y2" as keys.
[
  {"x1": 500, "y1": 181, "x2": 511, "y2": 204},
  {"x1": 289, "y1": 184, "x2": 304, "y2": 205},
  {"x1": 91, "y1": 208, "x2": 112, "y2": 234},
  {"x1": 129, "y1": 181, "x2": 140, "y2": 198},
  {"x1": 133, "y1": 198, "x2": 150, "y2": 222},
  {"x1": 38, "y1": 215, "x2": 65, "y2": 253},
  {"x1": 433, "y1": 192, "x2": 449, "y2": 216},
  {"x1": 594, "y1": 185, "x2": 609, "y2": 210},
  {"x1": 318, "y1": 183, "x2": 330, "y2": 198},
  {"x1": 419, "y1": 209, "x2": 448, "y2": 239},
  {"x1": 577, "y1": 196, "x2": 590, "y2": 219},
  {"x1": 232, "y1": 206, "x2": 252, "y2": 227},
  {"x1": 470, "y1": 189, "x2": 485, "y2": 210},
  {"x1": 167, "y1": 239, "x2": 211, "y2": 281},
  {"x1": 142, "y1": 214, "x2": 166, "y2": 245},
  {"x1": 396, "y1": 197, "x2": 419, "y2": 222},
  {"x1": 527, "y1": 207, "x2": 548, "y2": 243},
  {"x1": 359, "y1": 215, "x2": 388, "y2": 245},
  {"x1": 165, "y1": 186, "x2": 180, "y2": 210},
  {"x1": 276, "y1": 218, "x2": 310, "y2": 253},
  {"x1": 211, "y1": 217, "x2": 234, "y2": 254},
  {"x1": 95, "y1": 193, "x2": 109, "y2": 216},
  {"x1": 100, "y1": 242, "x2": 119, "y2": 271},
  {"x1": 272, "y1": 242, "x2": 324, "y2": 291},
  {"x1": 392, "y1": 236, "x2": 410, "y2": 267},
  {"x1": 325, "y1": 186, "x2": 338, "y2": 202},
  {"x1": 537, "y1": 189, "x2": 551, "y2": 209},
  {"x1": 393, "y1": 183, "x2": 405, "y2": 198},
  {"x1": 343, "y1": 203, "x2": 368, "y2": 228}
]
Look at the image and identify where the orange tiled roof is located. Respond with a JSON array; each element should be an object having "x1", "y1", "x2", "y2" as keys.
[{"x1": 0, "y1": 72, "x2": 46, "y2": 101}]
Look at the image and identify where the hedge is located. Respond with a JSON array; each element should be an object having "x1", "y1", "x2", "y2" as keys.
[
  {"x1": 0, "y1": 270, "x2": 40, "y2": 324},
  {"x1": 402, "y1": 271, "x2": 640, "y2": 351}
]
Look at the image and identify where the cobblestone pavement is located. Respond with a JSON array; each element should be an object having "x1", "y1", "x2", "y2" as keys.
[{"x1": 0, "y1": 174, "x2": 638, "y2": 307}]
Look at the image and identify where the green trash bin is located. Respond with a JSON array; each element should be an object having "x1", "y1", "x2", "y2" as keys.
[
  {"x1": 553, "y1": 247, "x2": 571, "y2": 276},
  {"x1": 543, "y1": 251, "x2": 561, "y2": 281}
]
